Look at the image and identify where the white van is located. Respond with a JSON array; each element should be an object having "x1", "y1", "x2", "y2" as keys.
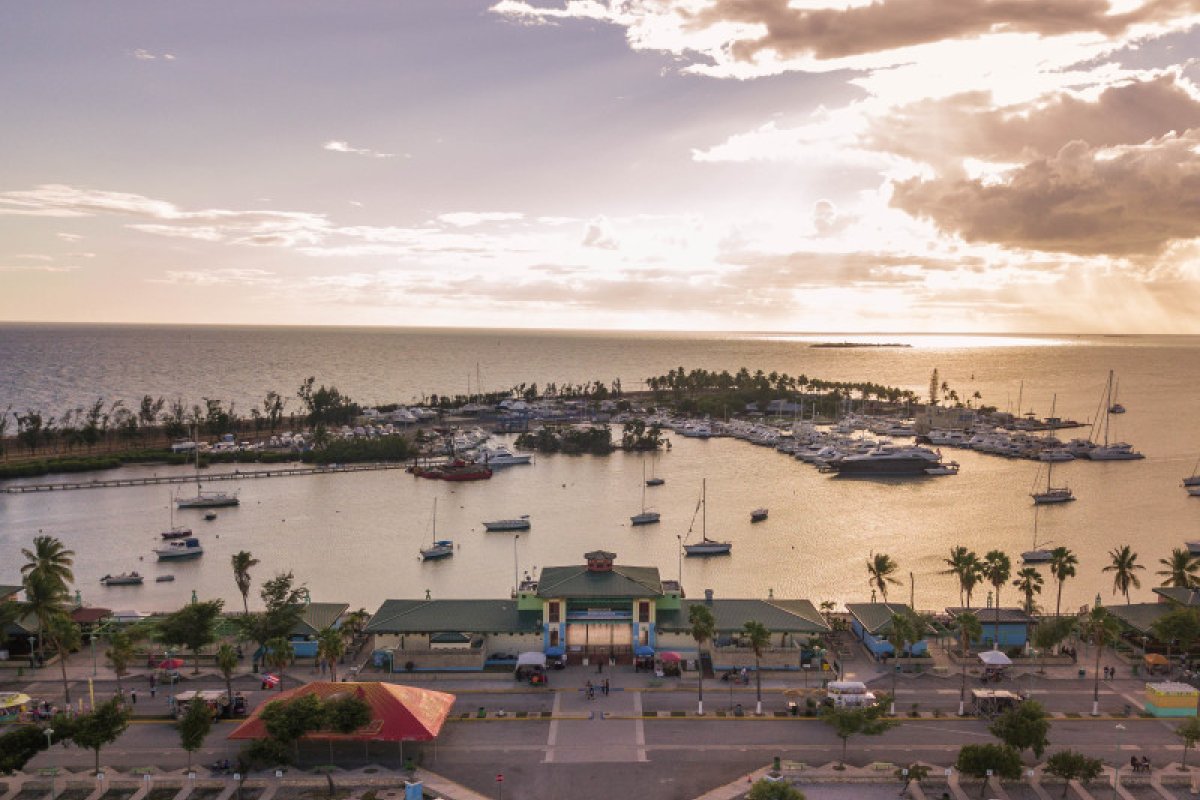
[{"x1": 825, "y1": 681, "x2": 878, "y2": 708}]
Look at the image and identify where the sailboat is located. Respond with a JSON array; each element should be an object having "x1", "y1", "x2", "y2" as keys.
[
  {"x1": 1021, "y1": 505, "x2": 1053, "y2": 563},
  {"x1": 1108, "y1": 378, "x2": 1126, "y2": 414},
  {"x1": 176, "y1": 435, "x2": 240, "y2": 508},
  {"x1": 645, "y1": 453, "x2": 665, "y2": 487},
  {"x1": 631, "y1": 463, "x2": 661, "y2": 526},
  {"x1": 683, "y1": 479, "x2": 731, "y2": 556},
  {"x1": 1087, "y1": 371, "x2": 1143, "y2": 460},
  {"x1": 161, "y1": 493, "x2": 193, "y2": 539},
  {"x1": 1183, "y1": 457, "x2": 1200, "y2": 488},
  {"x1": 1030, "y1": 460, "x2": 1074, "y2": 504},
  {"x1": 420, "y1": 498, "x2": 454, "y2": 560}
]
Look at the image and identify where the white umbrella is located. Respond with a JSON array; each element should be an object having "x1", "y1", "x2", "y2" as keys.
[{"x1": 979, "y1": 651, "x2": 1012, "y2": 667}]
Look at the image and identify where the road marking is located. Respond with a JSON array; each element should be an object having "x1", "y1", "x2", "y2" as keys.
[
  {"x1": 633, "y1": 690, "x2": 647, "y2": 762},
  {"x1": 544, "y1": 686, "x2": 561, "y2": 763}
]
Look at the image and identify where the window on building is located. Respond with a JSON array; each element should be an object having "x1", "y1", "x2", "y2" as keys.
[
  {"x1": 548, "y1": 601, "x2": 560, "y2": 623},
  {"x1": 638, "y1": 601, "x2": 650, "y2": 623}
]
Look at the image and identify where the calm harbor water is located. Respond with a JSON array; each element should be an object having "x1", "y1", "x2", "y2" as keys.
[{"x1": 1, "y1": 325, "x2": 1198, "y2": 615}]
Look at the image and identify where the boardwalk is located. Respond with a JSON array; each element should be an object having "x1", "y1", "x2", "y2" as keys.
[{"x1": 0, "y1": 462, "x2": 411, "y2": 493}]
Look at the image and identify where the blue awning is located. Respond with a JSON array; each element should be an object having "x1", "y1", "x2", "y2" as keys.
[
  {"x1": 544, "y1": 645, "x2": 566, "y2": 657},
  {"x1": 634, "y1": 645, "x2": 655, "y2": 658}
]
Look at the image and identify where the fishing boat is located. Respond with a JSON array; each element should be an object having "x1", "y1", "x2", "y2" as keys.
[
  {"x1": 1030, "y1": 461, "x2": 1074, "y2": 504},
  {"x1": 1021, "y1": 506, "x2": 1053, "y2": 563},
  {"x1": 176, "y1": 435, "x2": 240, "y2": 508},
  {"x1": 161, "y1": 494, "x2": 193, "y2": 539},
  {"x1": 750, "y1": 508, "x2": 768, "y2": 523},
  {"x1": 683, "y1": 479, "x2": 731, "y2": 556},
  {"x1": 420, "y1": 498, "x2": 454, "y2": 560},
  {"x1": 631, "y1": 463, "x2": 661, "y2": 526},
  {"x1": 100, "y1": 572, "x2": 144, "y2": 586},
  {"x1": 484, "y1": 517, "x2": 531, "y2": 532},
  {"x1": 154, "y1": 537, "x2": 204, "y2": 561}
]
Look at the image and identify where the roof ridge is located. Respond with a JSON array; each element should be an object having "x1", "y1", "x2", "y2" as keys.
[{"x1": 369, "y1": 599, "x2": 433, "y2": 630}]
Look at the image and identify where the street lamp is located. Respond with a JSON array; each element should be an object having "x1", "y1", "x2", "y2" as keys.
[
  {"x1": 1113, "y1": 723, "x2": 1126, "y2": 799},
  {"x1": 44, "y1": 728, "x2": 54, "y2": 799}
]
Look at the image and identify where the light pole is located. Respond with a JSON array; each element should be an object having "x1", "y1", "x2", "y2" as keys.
[
  {"x1": 45, "y1": 728, "x2": 55, "y2": 799},
  {"x1": 90, "y1": 632, "x2": 97, "y2": 677},
  {"x1": 513, "y1": 535, "x2": 520, "y2": 595},
  {"x1": 1112, "y1": 723, "x2": 1125, "y2": 798}
]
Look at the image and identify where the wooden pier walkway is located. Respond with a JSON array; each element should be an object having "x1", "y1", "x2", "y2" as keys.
[{"x1": 0, "y1": 462, "x2": 411, "y2": 493}]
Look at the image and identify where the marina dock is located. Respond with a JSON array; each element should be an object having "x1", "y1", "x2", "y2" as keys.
[{"x1": 0, "y1": 462, "x2": 411, "y2": 493}]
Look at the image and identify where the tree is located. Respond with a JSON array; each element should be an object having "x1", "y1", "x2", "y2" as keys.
[
  {"x1": 1049, "y1": 548, "x2": 1078, "y2": 617},
  {"x1": 928, "y1": 368, "x2": 940, "y2": 406},
  {"x1": 821, "y1": 699, "x2": 898, "y2": 766},
  {"x1": 1157, "y1": 547, "x2": 1200, "y2": 589},
  {"x1": 743, "y1": 620, "x2": 771, "y2": 715},
  {"x1": 0, "y1": 725, "x2": 52, "y2": 775},
  {"x1": 867, "y1": 552, "x2": 901, "y2": 601},
  {"x1": 1043, "y1": 750, "x2": 1102, "y2": 797},
  {"x1": 37, "y1": 583, "x2": 80, "y2": 704},
  {"x1": 69, "y1": 698, "x2": 130, "y2": 774},
  {"x1": 21, "y1": 534, "x2": 76, "y2": 590},
  {"x1": 105, "y1": 631, "x2": 135, "y2": 696},
  {"x1": 1178, "y1": 717, "x2": 1200, "y2": 769},
  {"x1": 1012, "y1": 567, "x2": 1044, "y2": 615},
  {"x1": 1103, "y1": 545, "x2": 1144, "y2": 604},
  {"x1": 260, "y1": 692, "x2": 325, "y2": 762},
  {"x1": 177, "y1": 689, "x2": 214, "y2": 771},
  {"x1": 231, "y1": 551, "x2": 260, "y2": 615},
  {"x1": 157, "y1": 600, "x2": 224, "y2": 674},
  {"x1": 316, "y1": 628, "x2": 346, "y2": 683},
  {"x1": 746, "y1": 780, "x2": 806, "y2": 800},
  {"x1": 981, "y1": 550, "x2": 1012, "y2": 648},
  {"x1": 895, "y1": 763, "x2": 930, "y2": 794},
  {"x1": 942, "y1": 547, "x2": 980, "y2": 608},
  {"x1": 953, "y1": 612, "x2": 982, "y2": 716},
  {"x1": 887, "y1": 612, "x2": 922, "y2": 716},
  {"x1": 216, "y1": 643, "x2": 239, "y2": 705},
  {"x1": 1032, "y1": 616, "x2": 1076, "y2": 674},
  {"x1": 954, "y1": 743, "x2": 1022, "y2": 782},
  {"x1": 988, "y1": 700, "x2": 1050, "y2": 761},
  {"x1": 1086, "y1": 606, "x2": 1122, "y2": 717},
  {"x1": 265, "y1": 636, "x2": 293, "y2": 692},
  {"x1": 1151, "y1": 607, "x2": 1200, "y2": 671},
  {"x1": 22, "y1": 568, "x2": 68, "y2": 670},
  {"x1": 688, "y1": 604, "x2": 716, "y2": 715}
]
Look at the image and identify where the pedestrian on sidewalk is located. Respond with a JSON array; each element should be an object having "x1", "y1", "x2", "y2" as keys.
[
  {"x1": 585, "y1": 680, "x2": 594, "y2": 700},
  {"x1": 150, "y1": 683, "x2": 156, "y2": 699},
  {"x1": 131, "y1": 689, "x2": 137, "y2": 705},
  {"x1": 603, "y1": 678, "x2": 609, "y2": 696}
]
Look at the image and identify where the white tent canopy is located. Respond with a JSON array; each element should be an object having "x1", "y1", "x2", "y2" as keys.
[
  {"x1": 979, "y1": 651, "x2": 1012, "y2": 666},
  {"x1": 516, "y1": 652, "x2": 547, "y2": 668}
]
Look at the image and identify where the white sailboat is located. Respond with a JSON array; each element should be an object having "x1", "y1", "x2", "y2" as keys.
[
  {"x1": 645, "y1": 453, "x2": 665, "y2": 487},
  {"x1": 1088, "y1": 371, "x2": 1144, "y2": 460},
  {"x1": 631, "y1": 462, "x2": 661, "y2": 526},
  {"x1": 1183, "y1": 457, "x2": 1200, "y2": 488},
  {"x1": 176, "y1": 434, "x2": 239, "y2": 508},
  {"x1": 683, "y1": 479, "x2": 731, "y2": 556},
  {"x1": 1021, "y1": 505, "x2": 1053, "y2": 563},
  {"x1": 1030, "y1": 461, "x2": 1074, "y2": 505},
  {"x1": 161, "y1": 493, "x2": 193, "y2": 539},
  {"x1": 420, "y1": 498, "x2": 454, "y2": 560}
]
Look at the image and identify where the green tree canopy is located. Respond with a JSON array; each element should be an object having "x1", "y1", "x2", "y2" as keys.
[
  {"x1": 177, "y1": 691, "x2": 214, "y2": 771},
  {"x1": 157, "y1": 599, "x2": 224, "y2": 674},
  {"x1": 1178, "y1": 717, "x2": 1200, "y2": 769},
  {"x1": 69, "y1": 698, "x2": 131, "y2": 774},
  {"x1": 1151, "y1": 607, "x2": 1200, "y2": 655},
  {"x1": 1043, "y1": 750, "x2": 1103, "y2": 797},
  {"x1": 954, "y1": 743, "x2": 1023, "y2": 782},
  {"x1": 747, "y1": 779, "x2": 806, "y2": 800},
  {"x1": 988, "y1": 700, "x2": 1051, "y2": 760},
  {"x1": 0, "y1": 726, "x2": 51, "y2": 775},
  {"x1": 821, "y1": 698, "x2": 898, "y2": 766}
]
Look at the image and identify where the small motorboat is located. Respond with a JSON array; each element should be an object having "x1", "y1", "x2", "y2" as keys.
[
  {"x1": 750, "y1": 508, "x2": 768, "y2": 523},
  {"x1": 204, "y1": 511, "x2": 218, "y2": 521},
  {"x1": 154, "y1": 537, "x2": 204, "y2": 561},
  {"x1": 101, "y1": 572, "x2": 144, "y2": 586},
  {"x1": 484, "y1": 517, "x2": 531, "y2": 532},
  {"x1": 420, "y1": 540, "x2": 454, "y2": 560},
  {"x1": 155, "y1": 575, "x2": 176, "y2": 583}
]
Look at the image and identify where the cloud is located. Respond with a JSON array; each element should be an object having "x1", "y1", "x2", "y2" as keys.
[
  {"x1": 812, "y1": 200, "x2": 854, "y2": 237},
  {"x1": 56, "y1": 232, "x2": 83, "y2": 242},
  {"x1": 154, "y1": 268, "x2": 280, "y2": 287},
  {"x1": 323, "y1": 140, "x2": 395, "y2": 159},
  {"x1": 130, "y1": 49, "x2": 175, "y2": 61},
  {"x1": 0, "y1": 264, "x2": 81, "y2": 273},
  {"x1": 891, "y1": 128, "x2": 1200, "y2": 257},
  {"x1": 435, "y1": 211, "x2": 525, "y2": 228},
  {"x1": 581, "y1": 216, "x2": 618, "y2": 249}
]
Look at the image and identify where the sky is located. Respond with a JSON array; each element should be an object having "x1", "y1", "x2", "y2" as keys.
[{"x1": 3, "y1": 1, "x2": 1200, "y2": 333}]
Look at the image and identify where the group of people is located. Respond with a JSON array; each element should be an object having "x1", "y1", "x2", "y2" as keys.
[
  {"x1": 583, "y1": 679, "x2": 610, "y2": 700},
  {"x1": 1102, "y1": 666, "x2": 1119, "y2": 680},
  {"x1": 1129, "y1": 755, "x2": 1152, "y2": 773}
]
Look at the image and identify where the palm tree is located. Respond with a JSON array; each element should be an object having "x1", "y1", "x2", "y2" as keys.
[
  {"x1": 961, "y1": 553, "x2": 982, "y2": 609},
  {"x1": 688, "y1": 604, "x2": 716, "y2": 715},
  {"x1": 264, "y1": 636, "x2": 291, "y2": 693},
  {"x1": 1103, "y1": 545, "x2": 1144, "y2": 604},
  {"x1": 1049, "y1": 547, "x2": 1078, "y2": 617},
  {"x1": 231, "y1": 551, "x2": 260, "y2": 614},
  {"x1": 1012, "y1": 567, "x2": 1044, "y2": 615},
  {"x1": 1157, "y1": 547, "x2": 1200, "y2": 589},
  {"x1": 887, "y1": 612, "x2": 921, "y2": 717},
  {"x1": 105, "y1": 631, "x2": 135, "y2": 696},
  {"x1": 21, "y1": 534, "x2": 76, "y2": 591},
  {"x1": 742, "y1": 621, "x2": 770, "y2": 716},
  {"x1": 952, "y1": 612, "x2": 982, "y2": 716},
  {"x1": 941, "y1": 547, "x2": 976, "y2": 607},
  {"x1": 1086, "y1": 607, "x2": 1122, "y2": 717},
  {"x1": 867, "y1": 552, "x2": 901, "y2": 601},
  {"x1": 216, "y1": 643, "x2": 239, "y2": 705},
  {"x1": 981, "y1": 550, "x2": 1012, "y2": 649},
  {"x1": 23, "y1": 569, "x2": 70, "y2": 686},
  {"x1": 317, "y1": 627, "x2": 346, "y2": 683}
]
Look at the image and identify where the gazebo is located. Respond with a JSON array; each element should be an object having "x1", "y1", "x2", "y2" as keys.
[{"x1": 228, "y1": 681, "x2": 455, "y2": 761}]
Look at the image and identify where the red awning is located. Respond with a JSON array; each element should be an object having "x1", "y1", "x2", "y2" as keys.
[
  {"x1": 659, "y1": 652, "x2": 682, "y2": 662},
  {"x1": 228, "y1": 681, "x2": 456, "y2": 742}
]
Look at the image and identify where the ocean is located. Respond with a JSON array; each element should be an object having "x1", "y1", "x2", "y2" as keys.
[{"x1": 1, "y1": 324, "x2": 1198, "y2": 616}]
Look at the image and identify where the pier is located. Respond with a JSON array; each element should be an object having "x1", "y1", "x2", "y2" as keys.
[{"x1": 0, "y1": 462, "x2": 411, "y2": 493}]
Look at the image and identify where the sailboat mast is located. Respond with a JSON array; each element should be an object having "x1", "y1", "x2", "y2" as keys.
[
  {"x1": 1104, "y1": 370, "x2": 1113, "y2": 446},
  {"x1": 701, "y1": 478, "x2": 707, "y2": 542}
]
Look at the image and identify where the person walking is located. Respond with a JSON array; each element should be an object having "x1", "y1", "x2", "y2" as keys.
[
  {"x1": 603, "y1": 678, "x2": 610, "y2": 696},
  {"x1": 131, "y1": 689, "x2": 137, "y2": 705},
  {"x1": 150, "y1": 683, "x2": 156, "y2": 699}
]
